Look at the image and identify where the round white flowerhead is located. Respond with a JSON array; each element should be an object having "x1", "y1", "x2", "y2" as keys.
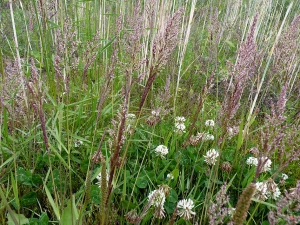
[
  {"x1": 204, "y1": 149, "x2": 219, "y2": 166},
  {"x1": 175, "y1": 116, "x2": 186, "y2": 123},
  {"x1": 148, "y1": 189, "x2": 166, "y2": 208},
  {"x1": 167, "y1": 173, "x2": 174, "y2": 180},
  {"x1": 154, "y1": 145, "x2": 169, "y2": 158},
  {"x1": 260, "y1": 156, "x2": 272, "y2": 172},
  {"x1": 197, "y1": 132, "x2": 214, "y2": 141},
  {"x1": 254, "y1": 182, "x2": 268, "y2": 200},
  {"x1": 74, "y1": 140, "x2": 83, "y2": 148},
  {"x1": 177, "y1": 199, "x2": 196, "y2": 220},
  {"x1": 205, "y1": 119, "x2": 215, "y2": 127},
  {"x1": 96, "y1": 171, "x2": 109, "y2": 188},
  {"x1": 127, "y1": 113, "x2": 136, "y2": 120},
  {"x1": 174, "y1": 122, "x2": 186, "y2": 134},
  {"x1": 282, "y1": 173, "x2": 288, "y2": 180},
  {"x1": 246, "y1": 157, "x2": 258, "y2": 167},
  {"x1": 151, "y1": 110, "x2": 160, "y2": 117}
]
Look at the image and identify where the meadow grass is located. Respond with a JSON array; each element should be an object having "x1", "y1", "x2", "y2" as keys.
[{"x1": 0, "y1": 0, "x2": 300, "y2": 224}]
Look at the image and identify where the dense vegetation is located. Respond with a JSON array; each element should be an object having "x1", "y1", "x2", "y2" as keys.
[{"x1": 0, "y1": 0, "x2": 300, "y2": 224}]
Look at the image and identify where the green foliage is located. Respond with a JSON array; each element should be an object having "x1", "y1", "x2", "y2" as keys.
[{"x1": 0, "y1": 0, "x2": 300, "y2": 224}]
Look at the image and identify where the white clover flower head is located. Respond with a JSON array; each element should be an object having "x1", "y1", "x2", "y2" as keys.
[
  {"x1": 151, "y1": 110, "x2": 160, "y2": 117},
  {"x1": 282, "y1": 173, "x2": 288, "y2": 180},
  {"x1": 174, "y1": 122, "x2": 186, "y2": 134},
  {"x1": 260, "y1": 156, "x2": 272, "y2": 172},
  {"x1": 167, "y1": 173, "x2": 174, "y2": 180},
  {"x1": 205, "y1": 119, "x2": 215, "y2": 127},
  {"x1": 148, "y1": 189, "x2": 166, "y2": 208},
  {"x1": 229, "y1": 208, "x2": 236, "y2": 217},
  {"x1": 203, "y1": 133, "x2": 214, "y2": 141},
  {"x1": 127, "y1": 113, "x2": 136, "y2": 120},
  {"x1": 74, "y1": 140, "x2": 83, "y2": 148},
  {"x1": 266, "y1": 179, "x2": 281, "y2": 200},
  {"x1": 177, "y1": 199, "x2": 196, "y2": 220},
  {"x1": 197, "y1": 132, "x2": 214, "y2": 141},
  {"x1": 204, "y1": 149, "x2": 219, "y2": 166},
  {"x1": 175, "y1": 116, "x2": 186, "y2": 123},
  {"x1": 154, "y1": 145, "x2": 169, "y2": 158},
  {"x1": 254, "y1": 182, "x2": 268, "y2": 200},
  {"x1": 153, "y1": 205, "x2": 165, "y2": 219},
  {"x1": 269, "y1": 186, "x2": 281, "y2": 200},
  {"x1": 246, "y1": 157, "x2": 258, "y2": 167},
  {"x1": 96, "y1": 171, "x2": 109, "y2": 188}
]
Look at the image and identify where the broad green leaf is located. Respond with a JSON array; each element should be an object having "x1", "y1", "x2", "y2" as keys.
[
  {"x1": 90, "y1": 185, "x2": 101, "y2": 204},
  {"x1": 39, "y1": 212, "x2": 49, "y2": 225},
  {"x1": 242, "y1": 167, "x2": 256, "y2": 188},
  {"x1": 167, "y1": 189, "x2": 178, "y2": 203},
  {"x1": 7, "y1": 210, "x2": 29, "y2": 225},
  {"x1": 20, "y1": 192, "x2": 37, "y2": 207},
  {"x1": 17, "y1": 167, "x2": 32, "y2": 186},
  {"x1": 61, "y1": 199, "x2": 77, "y2": 225},
  {"x1": 136, "y1": 175, "x2": 148, "y2": 189}
]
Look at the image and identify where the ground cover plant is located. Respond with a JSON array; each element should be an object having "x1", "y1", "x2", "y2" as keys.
[{"x1": 0, "y1": 0, "x2": 300, "y2": 224}]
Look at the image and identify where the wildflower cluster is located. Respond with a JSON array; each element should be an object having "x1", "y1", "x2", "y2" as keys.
[
  {"x1": 167, "y1": 173, "x2": 174, "y2": 180},
  {"x1": 96, "y1": 170, "x2": 109, "y2": 188},
  {"x1": 246, "y1": 156, "x2": 272, "y2": 172},
  {"x1": 189, "y1": 132, "x2": 214, "y2": 146},
  {"x1": 254, "y1": 179, "x2": 281, "y2": 201},
  {"x1": 174, "y1": 116, "x2": 186, "y2": 134},
  {"x1": 154, "y1": 145, "x2": 169, "y2": 158},
  {"x1": 204, "y1": 149, "x2": 219, "y2": 166},
  {"x1": 268, "y1": 181, "x2": 300, "y2": 224},
  {"x1": 148, "y1": 189, "x2": 166, "y2": 219},
  {"x1": 205, "y1": 119, "x2": 215, "y2": 127},
  {"x1": 125, "y1": 113, "x2": 136, "y2": 134},
  {"x1": 208, "y1": 183, "x2": 234, "y2": 224},
  {"x1": 177, "y1": 199, "x2": 196, "y2": 220},
  {"x1": 146, "y1": 110, "x2": 161, "y2": 126}
]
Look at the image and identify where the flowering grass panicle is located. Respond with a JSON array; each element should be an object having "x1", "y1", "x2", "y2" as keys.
[
  {"x1": 208, "y1": 183, "x2": 232, "y2": 225},
  {"x1": 96, "y1": 170, "x2": 109, "y2": 188},
  {"x1": 268, "y1": 181, "x2": 300, "y2": 225},
  {"x1": 232, "y1": 183, "x2": 256, "y2": 225},
  {"x1": 218, "y1": 15, "x2": 260, "y2": 143},
  {"x1": 138, "y1": 7, "x2": 184, "y2": 112},
  {"x1": 177, "y1": 199, "x2": 196, "y2": 220}
]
